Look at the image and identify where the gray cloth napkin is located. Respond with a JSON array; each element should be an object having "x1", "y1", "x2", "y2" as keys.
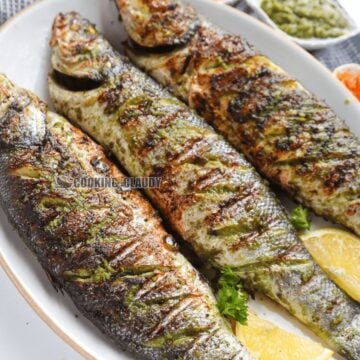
[
  {"x1": 1, "y1": 0, "x2": 359, "y2": 70},
  {"x1": 0, "y1": 0, "x2": 32, "y2": 24}
]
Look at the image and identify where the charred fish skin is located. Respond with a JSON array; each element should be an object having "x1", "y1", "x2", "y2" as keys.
[
  {"x1": 48, "y1": 13, "x2": 360, "y2": 359},
  {"x1": 116, "y1": 0, "x2": 360, "y2": 237},
  {"x1": 0, "y1": 75, "x2": 251, "y2": 360}
]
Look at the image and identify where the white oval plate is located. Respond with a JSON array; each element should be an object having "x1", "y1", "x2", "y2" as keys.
[
  {"x1": 245, "y1": 0, "x2": 360, "y2": 50},
  {"x1": 0, "y1": 0, "x2": 359, "y2": 359}
]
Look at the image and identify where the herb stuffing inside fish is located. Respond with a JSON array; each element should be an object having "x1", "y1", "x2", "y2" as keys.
[
  {"x1": 0, "y1": 74, "x2": 251, "y2": 360},
  {"x1": 48, "y1": 12, "x2": 360, "y2": 359},
  {"x1": 116, "y1": 0, "x2": 360, "y2": 238}
]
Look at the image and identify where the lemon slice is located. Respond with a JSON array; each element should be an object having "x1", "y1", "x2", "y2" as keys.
[
  {"x1": 301, "y1": 228, "x2": 360, "y2": 302},
  {"x1": 236, "y1": 312, "x2": 333, "y2": 360}
]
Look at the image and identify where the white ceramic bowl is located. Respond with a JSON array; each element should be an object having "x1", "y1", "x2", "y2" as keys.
[{"x1": 245, "y1": 0, "x2": 360, "y2": 49}]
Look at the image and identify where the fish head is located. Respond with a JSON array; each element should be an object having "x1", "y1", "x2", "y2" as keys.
[
  {"x1": 116, "y1": 0, "x2": 199, "y2": 50},
  {"x1": 49, "y1": 12, "x2": 129, "y2": 127},
  {"x1": 0, "y1": 74, "x2": 46, "y2": 148},
  {"x1": 50, "y1": 12, "x2": 122, "y2": 84}
]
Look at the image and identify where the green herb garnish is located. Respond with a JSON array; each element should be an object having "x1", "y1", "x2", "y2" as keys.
[
  {"x1": 291, "y1": 205, "x2": 311, "y2": 230},
  {"x1": 217, "y1": 267, "x2": 248, "y2": 325}
]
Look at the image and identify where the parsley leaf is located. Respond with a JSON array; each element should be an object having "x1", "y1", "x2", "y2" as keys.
[
  {"x1": 217, "y1": 267, "x2": 248, "y2": 325},
  {"x1": 291, "y1": 205, "x2": 311, "y2": 230}
]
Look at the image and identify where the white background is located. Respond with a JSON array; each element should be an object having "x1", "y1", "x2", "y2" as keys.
[
  {"x1": 0, "y1": 267, "x2": 82, "y2": 360},
  {"x1": 0, "y1": 0, "x2": 359, "y2": 359}
]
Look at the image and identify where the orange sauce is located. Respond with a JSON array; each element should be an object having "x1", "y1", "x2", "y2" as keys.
[{"x1": 336, "y1": 70, "x2": 360, "y2": 101}]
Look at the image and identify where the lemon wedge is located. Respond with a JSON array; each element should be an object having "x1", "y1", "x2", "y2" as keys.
[
  {"x1": 301, "y1": 228, "x2": 360, "y2": 302},
  {"x1": 236, "y1": 312, "x2": 333, "y2": 360}
]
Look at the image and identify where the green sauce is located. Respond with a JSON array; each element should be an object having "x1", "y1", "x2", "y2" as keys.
[{"x1": 261, "y1": 0, "x2": 349, "y2": 39}]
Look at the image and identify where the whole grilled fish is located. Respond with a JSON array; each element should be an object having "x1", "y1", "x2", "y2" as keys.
[
  {"x1": 48, "y1": 13, "x2": 360, "y2": 359},
  {"x1": 116, "y1": 0, "x2": 360, "y2": 237},
  {"x1": 0, "y1": 74, "x2": 251, "y2": 360}
]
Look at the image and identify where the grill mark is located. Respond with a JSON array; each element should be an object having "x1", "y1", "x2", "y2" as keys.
[
  {"x1": 146, "y1": 136, "x2": 254, "y2": 217},
  {"x1": 167, "y1": 136, "x2": 208, "y2": 165},
  {"x1": 107, "y1": 237, "x2": 143, "y2": 267},
  {"x1": 141, "y1": 291, "x2": 194, "y2": 307},
  {"x1": 184, "y1": 330, "x2": 215, "y2": 358},
  {"x1": 234, "y1": 258, "x2": 312, "y2": 273},
  {"x1": 230, "y1": 218, "x2": 284, "y2": 251},
  {"x1": 135, "y1": 113, "x2": 179, "y2": 157},
  {"x1": 205, "y1": 192, "x2": 256, "y2": 228},
  {"x1": 228, "y1": 81, "x2": 296, "y2": 124},
  {"x1": 125, "y1": 102, "x2": 198, "y2": 154},
  {"x1": 152, "y1": 178, "x2": 197, "y2": 215},
  {"x1": 150, "y1": 295, "x2": 198, "y2": 337},
  {"x1": 133, "y1": 271, "x2": 173, "y2": 301},
  {"x1": 154, "y1": 157, "x2": 257, "y2": 222},
  {"x1": 93, "y1": 237, "x2": 139, "y2": 259},
  {"x1": 144, "y1": 134, "x2": 212, "y2": 181},
  {"x1": 188, "y1": 167, "x2": 225, "y2": 192},
  {"x1": 117, "y1": 97, "x2": 154, "y2": 127}
]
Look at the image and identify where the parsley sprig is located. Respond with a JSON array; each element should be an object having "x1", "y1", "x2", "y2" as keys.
[
  {"x1": 217, "y1": 267, "x2": 248, "y2": 325},
  {"x1": 291, "y1": 205, "x2": 311, "y2": 231}
]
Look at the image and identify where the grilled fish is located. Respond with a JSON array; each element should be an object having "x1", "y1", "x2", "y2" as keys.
[
  {"x1": 116, "y1": 0, "x2": 360, "y2": 237},
  {"x1": 48, "y1": 12, "x2": 360, "y2": 359},
  {"x1": 0, "y1": 74, "x2": 251, "y2": 360}
]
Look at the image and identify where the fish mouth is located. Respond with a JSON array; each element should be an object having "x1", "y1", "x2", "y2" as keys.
[
  {"x1": 124, "y1": 37, "x2": 187, "y2": 54},
  {"x1": 125, "y1": 20, "x2": 200, "y2": 54},
  {"x1": 123, "y1": 22, "x2": 198, "y2": 55},
  {"x1": 51, "y1": 70, "x2": 104, "y2": 92}
]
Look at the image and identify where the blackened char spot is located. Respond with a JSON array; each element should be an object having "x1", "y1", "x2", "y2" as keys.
[
  {"x1": 180, "y1": 54, "x2": 192, "y2": 75},
  {"x1": 228, "y1": 93, "x2": 249, "y2": 123},
  {"x1": 98, "y1": 83, "x2": 123, "y2": 114},
  {"x1": 90, "y1": 156, "x2": 110, "y2": 174},
  {"x1": 167, "y1": 3, "x2": 178, "y2": 11}
]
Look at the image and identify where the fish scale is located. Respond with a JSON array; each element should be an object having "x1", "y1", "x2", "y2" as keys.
[
  {"x1": 48, "y1": 12, "x2": 360, "y2": 359},
  {"x1": 0, "y1": 74, "x2": 250, "y2": 359}
]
